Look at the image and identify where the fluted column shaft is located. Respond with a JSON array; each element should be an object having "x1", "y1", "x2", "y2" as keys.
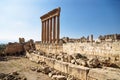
[
  {"x1": 53, "y1": 16, "x2": 56, "y2": 43},
  {"x1": 40, "y1": 7, "x2": 61, "y2": 44},
  {"x1": 47, "y1": 19, "x2": 49, "y2": 43},
  {"x1": 50, "y1": 18, "x2": 52, "y2": 43},
  {"x1": 41, "y1": 21, "x2": 44, "y2": 43},
  {"x1": 44, "y1": 20, "x2": 46, "y2": 43},
  {"x1": 57, "y1": 15, "x2": 60, "y2": 43},
  {"x1": 43, "y1": 21, "x2": 45, "y2": 43},
  {"x1": 41, "y1": 21, "x2": 43, "y2": 43},
  {"x1": 42, "y1": 16, "x2": 60, "y2": 44}
]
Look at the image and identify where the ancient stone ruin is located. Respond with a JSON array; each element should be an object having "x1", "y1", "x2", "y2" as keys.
[
  {"x1": 33, "y1": 7, "x2": 120, "y2": 80},
  {"x1": 98, "y1": 34, "x2": 120, "y2": 42},
  {"x1": 40, "y1": 7, "x2": 60, "y2": 43},
  {"x1": 1, "y1": 7, "x2": 120, "y2": 80},
  {"x1": 4, "y1": 38, "x2": 35, "y2": 56}
]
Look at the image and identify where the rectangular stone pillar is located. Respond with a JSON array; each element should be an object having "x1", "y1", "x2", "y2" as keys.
[
  {"x1": 53, "y1": 16, "x2": 56, "y2": 43},
  {"x1": 50, "y1": 18, "x2": 52, "y2": 43}
]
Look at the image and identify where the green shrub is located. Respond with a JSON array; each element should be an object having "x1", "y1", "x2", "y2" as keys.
[{"x1": 0, "y1": 44, "x2": 6, "y2": 54}]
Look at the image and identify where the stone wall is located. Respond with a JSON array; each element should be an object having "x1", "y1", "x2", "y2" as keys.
[
  {"x1": 35, "y1": 41, "x2": 120, "y2": 63},
  {"x1": 35, "y1": 43, "x2": 63, "y2": 54},
  {"x1": 26, "y1": 52, "x2": 120, "y2": 80},
  {"x1": 87, "y1": 68, "x2": 120, "y2": 80},
  {"x1": 26, "y1": 52, "x2": 89, "y2": 80},
  {"x1": 4, "y1": 39, "x2": 35, "y2": 55},
  {"x1": 63, "y1": 41, "x2": 120, "y2": 63},
  {"x1": 5, "y1": 43, "x2": 24, "y2": 55}
]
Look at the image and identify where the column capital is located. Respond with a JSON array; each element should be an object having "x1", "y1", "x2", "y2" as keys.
[{"x1": 40, "y1": 7, "x2": 61, "y2": 44}]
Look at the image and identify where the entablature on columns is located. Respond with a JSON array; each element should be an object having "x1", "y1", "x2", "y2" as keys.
[
  {"x1": 40, "y1": 7, "x2": 61, "y2": 44},
  {"x1": 40, "y1": 7, "x2": 61, "y2": 21}
]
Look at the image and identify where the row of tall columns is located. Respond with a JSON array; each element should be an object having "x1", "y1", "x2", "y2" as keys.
[{"x1": 41, "y1": 15, "x2": 60, "y2": 43}]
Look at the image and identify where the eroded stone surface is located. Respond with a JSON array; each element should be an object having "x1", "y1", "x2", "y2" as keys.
[
  {"x1": 52, "y1": 75, "x2": 67, "y2": 80},
  {"x1": 26, "y1": 51, "x2": 120, "y2": 80},
  {"x1": 88, "y1": 67, "x2": 120, "y2": 80}
]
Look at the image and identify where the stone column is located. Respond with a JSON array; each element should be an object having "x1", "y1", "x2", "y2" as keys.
[
  {"x1": 44, "y1": 20, "x2": 46, "y2": 43},
  {"x1": 43, "y1": 21, "x2": 45, "y2": 43},
  {"x1": 50, "y1": 18, "x2": 52, "y2": 43},
  {"x1": 47, "y1": 19, "x2": 49, "y2": 43},
  {"x1": 89, "y1": 34, "x2": 93, "y2": 42},
  {"x1": 41, "y1": 21, "x2": 43, "y2": 43},
  {"x1": 53, "y1": 16, "x2": 56, "y2": 43},
  {"x1": 40, "y1": 7, "x2": 61, "y2": 44},
  {"x1": 57, "y1": 15, "x2": 60, "y2": 43},
  {"x1": 114, "y1": 34, "x2": 117, "y2": 41}
]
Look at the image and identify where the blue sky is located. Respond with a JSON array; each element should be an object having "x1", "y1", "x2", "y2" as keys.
[{"x1": 0, "y1": 0, "x2": 120, "y2": 43}]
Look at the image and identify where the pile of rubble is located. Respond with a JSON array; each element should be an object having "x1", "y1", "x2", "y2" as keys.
[
  {"x1": 30, "y1": 61, "x2": 78, "y2": 80},
  {"x1": 0, "y1": 72, "x2": 26, "y2": 80},
  {"x1": 35, "y1": 50, "x2": 119, "y2": 68},
  {"x1": 0, "y1": 56, "x2": 7, "y2": 61},
  {"x1": 26, "y1": 50, "x2": 120, "y2": 80}
]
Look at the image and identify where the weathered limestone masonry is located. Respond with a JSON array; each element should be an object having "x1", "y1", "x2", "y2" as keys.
[
  {"x1": 35, "y1": 42, "x2": 63, "y2": 54},
  {"x1": 36, "y1": 7, "x2": 62, "y2": 55},
  {"x1": 35, "y1": 41, "x2": 120, "y2": 63},
  {"x1": 63, "y1": 41, "x2": 120, "y2": 62},
  {"x1": 26, "y1": 52, "x2": 120, "y2": 80},
  {"x1": 5, "y1": 38, "x2": 35, "y2": 55},
  {"x1": 99, "y1": 34, "x2": 120, "y2": 42},
  {"x1": 34, "y1": 7, "x2": 120, "y2": 80},
  {"x1": 38, "y1": 7, "x2": 118, "y2": 62},
  {"x1": 40, "y1": 7, "x2": 60, "y2": 43},
  {"x1": 26, "y1": 52, "x2": 89, "y2": 80},
  {"x1": 19, "y1": 37, "x2": 25, "y2": 44}
]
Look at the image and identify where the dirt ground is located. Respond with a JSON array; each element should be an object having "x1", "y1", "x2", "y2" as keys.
[{"x1": 0, "y1": 56, "x2": 52, "y2": 80}]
